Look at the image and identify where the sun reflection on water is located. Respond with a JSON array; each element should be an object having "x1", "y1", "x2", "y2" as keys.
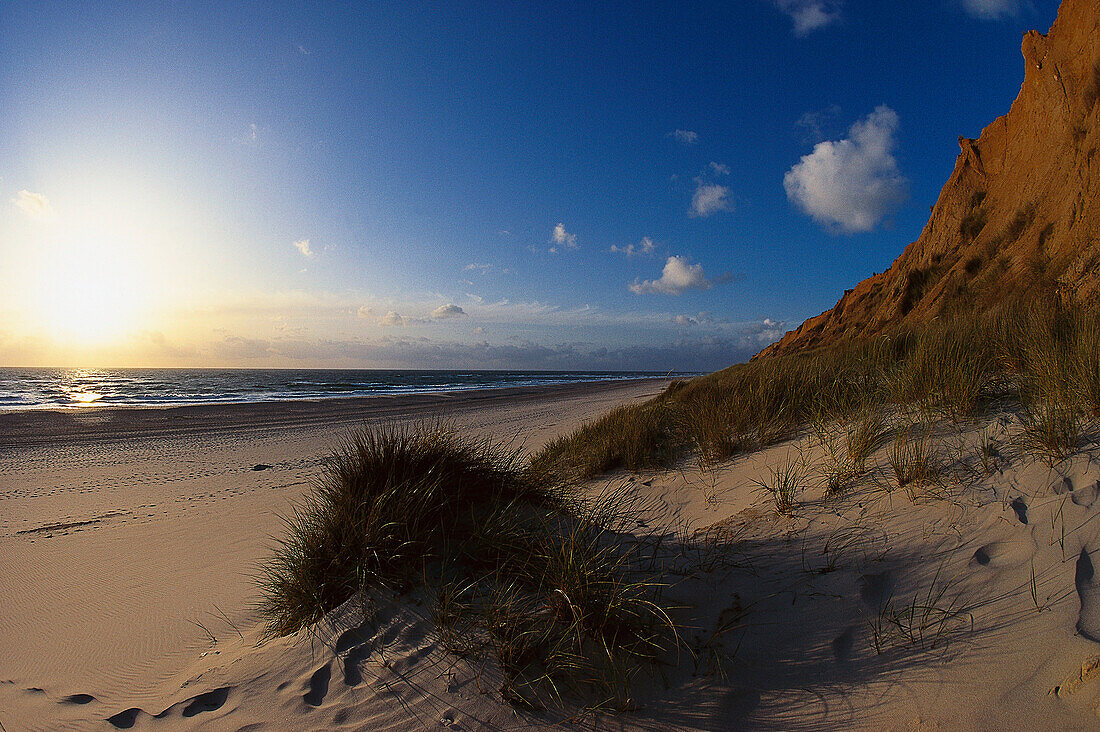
[{"x1": 70, "y1": 391, "x2": 104, "y2": 405}]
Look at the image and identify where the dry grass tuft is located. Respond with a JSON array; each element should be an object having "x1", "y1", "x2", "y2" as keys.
[
  {"x1": 754, "y1": 451, "x2": 805, "y2": 515},
  {"x1": 531, "y1": 403, "x2": 679, "y2": 483},
  {"x1": 890, "y1": 426, "x2": 938, "y2": 500},
  {"x1": 530, "y1": 299, "x2": 1095, "y2": 486},
  {"x1": 259, "y1": 422, "x2": 679, "y2": 711}
]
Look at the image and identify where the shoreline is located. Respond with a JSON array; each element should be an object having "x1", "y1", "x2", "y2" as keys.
[{"x1": 0, "y1": 377, "x2": 670, "y2": 449}]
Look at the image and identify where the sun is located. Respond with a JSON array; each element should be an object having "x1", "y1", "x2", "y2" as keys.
[{"x1": 34, "y1": 240, "x2": 150, "y2": 346}]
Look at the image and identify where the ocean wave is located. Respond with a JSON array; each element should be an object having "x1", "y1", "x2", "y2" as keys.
[{"x1": 0, "y1": 369, "x2": 691, "y2": 412}]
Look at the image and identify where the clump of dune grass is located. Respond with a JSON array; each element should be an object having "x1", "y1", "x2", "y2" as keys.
[
  {"x1": 844, "y1": 404, "x2": 887, "y2": 474},
  {"x1": 531, "y1": 403, "x2": 680, "y2": 483},
  {"x1": 1021, "y1": 396, "x2": 1081, "y2": 464},
  {"x1": 867, "y1": 566, "x2": 972, "y2": 653},
  {"x1": 259, "y1": 421, "x2": 679, "y2": 712},
  {"x1": 886, "y1": 325, "x2": 995, "y2": 422},
  {"x1": 754, "y1": 451, "x2": 805, "y2": 514},
  {"x1": 258, "y1": 422, "x2": 545, "y2": 635},
  {"x1": 678, "y1": 384, "x2": 755, "y2": 465},
  {"x1": 489, "y1": 504, "x2": 677, "y2": 710},
  {"x1": 809, "y1": 396, "x2": 884, "y2": 496},
  {"x1": 810, "y1": 413, "x2": 854, "y2": 497},
  {"x1": 890, "y1": 426, "x2": 938, "y2": 500}
]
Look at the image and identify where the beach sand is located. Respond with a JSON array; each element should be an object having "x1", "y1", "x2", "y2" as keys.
[
  {"x1": 5, "y1": 380, "x2": 1100, "y2": 730},
  {"x1": 0, "y1": 379, "x2": 666, "y2": 731}
]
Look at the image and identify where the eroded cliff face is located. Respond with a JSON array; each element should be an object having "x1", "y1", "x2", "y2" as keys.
[{"x1": 762, "y1": 0, "x2": 1100, "y2": 358}]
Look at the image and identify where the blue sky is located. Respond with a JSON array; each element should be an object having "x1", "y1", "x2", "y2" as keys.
[{"x1": 0, "y1": 0, "x2": 1062, "y2": 370}]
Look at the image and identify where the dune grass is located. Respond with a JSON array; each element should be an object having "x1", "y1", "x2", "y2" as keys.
[
  {"x1": 258, "y1": 422, "x2": 546, "y2": 636},
  {"x1": 258, "y1": 421, "x2": 679, "y2": 711},
  {"x1": 530, "y1": 402, "x2": 680, "y2": 484},
  {"x1": 531, "y1": 298, "x2": 1098, "y2": 481},
  {"x1": 753, "y1": 450, "x2": 805, "y2": 514},
  {"x1": 889, "y1": 426, "x2": 938, "y2": 500}
]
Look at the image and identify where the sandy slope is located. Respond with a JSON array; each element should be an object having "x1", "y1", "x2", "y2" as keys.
[
  {"x1": 0, "y1": 380, "x2": 665, "y2": 731},
  {"x1": 6, "y1": 383, "x2": 1100, "y2": 730}
]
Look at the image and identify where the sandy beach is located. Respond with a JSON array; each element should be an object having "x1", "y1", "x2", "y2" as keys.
[
  {"x1": 0, "y1": 379, "x2": 666, "y2": 730},
  {"x1": 5, "y1": 377, "x2": 1100, "y2": 730}
]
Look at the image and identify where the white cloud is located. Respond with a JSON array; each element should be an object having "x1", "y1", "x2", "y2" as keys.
[
  {"x1": 431, "y1": 303, "x2": 466, "y2": 319},
  {"x1": 551, "y1": 222, "x2": 578, "y2": 250},
  {"x1": 293, "y1": 238, "x2": 314, "y2": 257},
  {"x1": 672, "y1": 315, "x2": 698, "y2": 327},
  {"x1": 356, "y1": 305, "x2": 409, "y2": 327},
  {"x1": 610, "y1": 236, "x2": 656, "y2": 257},
  {"x1": 11, "y1": 190, "x2": 52, "y2": 219},
  {"x1": 709, "y1": 161, "x2": 731, "y2": 176},
  {"x1": 774, "y1": 0, "x2": 842, "y2": 36},
  {"x1": 669, "y1": 129, "x2": 699, "y2": 144},
  {"x1": 690, "y1": 181, "x2": 733, "y2": 217},
  {"x1": 783, "y1": 105, "x2": 908, "y2": 233},
  {"x1": 465, "y1": 263, "x2": 493, "y2": 273},
  {"x1": 379, "y1": 310, "x2": 408, "y2": 327},
  {"x1": 630, "y1": 256, "x2": 718, "y2": 295},
  {"x1": 960, "y1": 0, "x2": 1019, "y2": 19}
]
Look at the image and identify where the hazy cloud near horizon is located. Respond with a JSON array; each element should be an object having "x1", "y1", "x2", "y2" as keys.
[
  {"x1": 431, "y1": 303, "x2": 467, "y2": 319},
  {"x1": 188, "y1": 324, "x2": 788, "y2": 372},
  {"x1": 783, "y1": 105, "x2": 908, "y2": 234},
  {"x1": 10, "y1": 190, "x2": 52, "y2": 219}
]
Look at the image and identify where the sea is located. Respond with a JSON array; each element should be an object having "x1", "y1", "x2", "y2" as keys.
[{"x1": 0, "y1": 368, "x2": 690, "y2": 411}]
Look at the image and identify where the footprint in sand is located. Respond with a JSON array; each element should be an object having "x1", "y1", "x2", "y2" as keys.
[
  {"x1": 832, "y1": 627, "x2": 856, "y2": 660},
  {"x1": 334, "y1": 619, "x2": 376, "y2": 686},
  {"x1": 859, "y1": 571, "x2": 894, "y2": 610},
  {"x1": 61, "y1": 693, "x2": 96, "y2": 705},
  {"x1": 1076, "y1": 548, "x2": 1100, "y2": 642},
  {"x1": 344, "y1": 645, "x2": 370, "y2": 687},
  {"x1": 1010, "y1": 497, "x2": 1028, "y2": 525},
  {"x1": 971, "y1": 539, "x2": 1035, "y2": 569},
  {"x1": 304, "y1": 662, "x2": 331, "y2": 707},
  {"x1": 1073, "y1": 480, "x2": 1099, "y2": 509},
  {"x1": 334, "y1": 621, "x2": 373, "y2": 654},
  {"x1": 106, "y1": 708, "x2": 142, "y2": 729},
  {"x1": 105, "y1": 687, "x2": 232, "y2": 727},
  {"x1": 181, "y1": 687, "x2": 230, "y2": 717}
]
